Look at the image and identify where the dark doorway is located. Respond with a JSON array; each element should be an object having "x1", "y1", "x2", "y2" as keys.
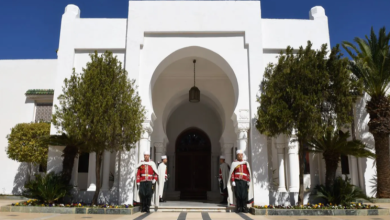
[{"x1": 175, "y1": 128, "x2": 211, "y2": 200}]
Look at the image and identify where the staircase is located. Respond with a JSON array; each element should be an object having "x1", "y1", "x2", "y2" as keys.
[{"x1": 153, "y1": 201, "x2": 235, "y2": 212}]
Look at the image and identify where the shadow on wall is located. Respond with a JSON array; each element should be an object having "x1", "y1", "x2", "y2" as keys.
[
  {"x1": 47, "y1": 146, "x2": 66, "y2": 174},
  {"x1": 118, "y1": 148, "x2": 137, "y2": 204},
  {"x1": 250, "y1": 119, "x2": 269, "y2": 204},
  {"x1": 356, "y1": 95, "x2": 374, "y2": 193},
  {"x1": 12, "y1": 162, "x2": 30, "y2": 195}
]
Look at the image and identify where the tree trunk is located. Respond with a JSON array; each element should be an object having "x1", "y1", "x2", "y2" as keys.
[
  {"x1": 27, "y1": 162, "x2": 32, "y2": 183},
  {"x1": 61, "y1": 145, "x2": 78, "y2": 184},
  {"x1": 324, "y1": 155, "x2": 339, "y2": 188},
  {"x1": 350, "y1": 105, "x2": 356, "y2": 141},
  {"x1": 92, "y1": 151, "x2": 103, "y2": 205},
  {"x1": 298, "y1": 138, "x2": 305, "y2": 205},
  {"x1": 373, "y1": 133, "x2": 390, "y2": 198},
  {"x1": 367, "y1": 96, "x2": 390, "y2": 198}
]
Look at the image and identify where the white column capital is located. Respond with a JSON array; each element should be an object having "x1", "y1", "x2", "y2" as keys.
[
  {"x1": 154, "y1": 142, "x2": 164, "y2": 148},
  {"x1": 238, "y1": 109, "x2": 250, "y2": 120},
  {"x1": 235, "y1": 122, "x2": 250, "y2": 137},
  {"x1": 141, "y1": 123, "x2": 153, "y2": 139},
  {"x1": 287, "y1": 138, "x2": 299, "y2": 154},
  {"x1": 238, "y1": 122, "x2": 250, "y2": 131},
  {"x1": 154, "y1": 142, "x2": 166, "y2": 153},
  {"x1": 275, "y1": 143, "x2": 286, "y2": 154},
  {"x1": 223, "y1": 143, "x2": 234, "y2": 151}
]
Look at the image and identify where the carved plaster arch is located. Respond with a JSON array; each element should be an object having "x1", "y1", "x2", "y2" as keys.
[{"x1": 149, "y1": 46, "x2": 239, "y2": 112}]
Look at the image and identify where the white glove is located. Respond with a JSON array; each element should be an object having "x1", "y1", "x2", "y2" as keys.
[
  {"x1": 218, "y1": 179, "x2": 221, "y2": 182},
  {"x1": 137, "y1": 182, "x2": 140, "y2": 186},
  {"x1": 152, "y1": 179, "x2": 156, "y2": 184},
  {"x1": 247, "y1": 181, "x2": 250, "y2": 186},
  {"x1": 232, "y1": 181, "x2": 236, "y2": 187}
]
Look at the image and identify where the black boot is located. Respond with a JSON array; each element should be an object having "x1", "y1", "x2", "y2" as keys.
[
  {"x1": 235, "y1": 200, "x2": 242, "y2": 213},
  {"x1": 141, "y1": 200, "x2": 146, "y2": 212},
  {"x1": 146, "y1": 197, "x2": 151, "y2": 213},
  {"x1": 159, "y1": 198, "x2": 165, "y2": 203},
  {"x1": 242, "y1": 200, "x2": 249, "y2": 213}
]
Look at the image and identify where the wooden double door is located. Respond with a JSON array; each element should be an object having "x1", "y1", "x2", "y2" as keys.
[{"x1": 175, "y1": 128, "x2": 211, "y2": 200}]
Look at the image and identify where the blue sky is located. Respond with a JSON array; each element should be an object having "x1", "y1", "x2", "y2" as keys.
[{"x1": 0, "y1": 0, "x2": 389, "y2": 60}]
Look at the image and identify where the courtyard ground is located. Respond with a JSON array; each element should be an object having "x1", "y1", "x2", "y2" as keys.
[
  {"x1": 2, "y1": 212, "x2": 390, "y2": 220},
  {"x1": 2, "y1": 200, "x2": 390, "y2": 220}
]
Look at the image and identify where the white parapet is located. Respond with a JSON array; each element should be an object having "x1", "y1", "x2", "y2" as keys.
[
  {"x1": 64, "y1": 4, "x2": 80, "y2": 18},
  {"x1": 309, "y1": 6, "x2": 326, "y2": 20}
]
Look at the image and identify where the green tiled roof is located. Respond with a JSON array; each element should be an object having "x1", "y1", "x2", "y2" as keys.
[{"x1": 25, "y1": 89, "x2": 54, "y2": 95}]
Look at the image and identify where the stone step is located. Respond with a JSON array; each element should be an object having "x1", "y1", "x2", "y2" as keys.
[{"x1": 152, "y1": 206, "x2": 235, "y2": 212}]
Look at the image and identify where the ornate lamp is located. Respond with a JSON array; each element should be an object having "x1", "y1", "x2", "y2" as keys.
[{"x1": 189, "y1": 59, "x2": 200, "y2": 103}]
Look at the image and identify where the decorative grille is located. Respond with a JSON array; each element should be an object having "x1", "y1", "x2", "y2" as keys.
[{"x1": 35, "y1": 103, "x2": 53, "y2": 122}]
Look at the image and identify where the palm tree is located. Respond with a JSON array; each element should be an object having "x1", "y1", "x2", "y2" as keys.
[
  {"x1": 307, "y1": 129, "x2": 375, "y2": 187},
  {"x1": 342, "y1": 27, "x2": 390, "y2": 198}
]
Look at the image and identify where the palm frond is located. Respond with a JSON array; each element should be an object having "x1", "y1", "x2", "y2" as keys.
[{"x1": 342, "y1": 27, "x2": 390, "y2": 98}]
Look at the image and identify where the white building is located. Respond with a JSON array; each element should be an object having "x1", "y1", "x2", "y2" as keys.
[{"x1": 0, "y1": 1, "x2": 376, "y2": 206}]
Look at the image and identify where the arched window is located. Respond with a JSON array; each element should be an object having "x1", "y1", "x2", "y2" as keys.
[{"x1": 176, "y1": 128, "x2": 211, "y2": 153}]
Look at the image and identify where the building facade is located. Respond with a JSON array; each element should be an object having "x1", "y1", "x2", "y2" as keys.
[{"x1": 0, "y1": 1, "x2": 376, "y2": 206}]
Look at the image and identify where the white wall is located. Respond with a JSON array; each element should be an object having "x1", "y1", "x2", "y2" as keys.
[
  {"x1": 262, "y1": 18, "x2": 330, "y2": 50},
  {"x1": 355, "y1": 94, "x2": 376, "y2": 196},
  {"x1": 73, "y1": 19, "x2": 127, "y2": 49},
  {"x1": 0, "y1": 59, "x2": 57, "y2": 194}
]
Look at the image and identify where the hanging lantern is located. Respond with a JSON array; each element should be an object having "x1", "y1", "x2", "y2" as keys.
[{"x1": 189, "y1": 59, "x2": 200, "y2": 103}]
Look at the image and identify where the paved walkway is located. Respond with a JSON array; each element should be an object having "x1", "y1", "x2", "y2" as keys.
[
  {"x1": 1, "y1": 200, "x2": 390, "y2": 219},
  {"x1": 1, "y1": 212, "x2": 390, "y2": 219},
  {"x1": 159, "y1": 201, "x2": 227, "y2": 207}
]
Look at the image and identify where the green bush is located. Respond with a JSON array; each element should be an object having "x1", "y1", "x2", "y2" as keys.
[
  {"x1": 6, "y1": 122, "x2": 50, "y2": 166},
  {"x1": 315, "y1": 176, "x2": 372, "y2": 206},
  {"x1": 23, "y1": 172, "x2": 72, "y2": 204}
]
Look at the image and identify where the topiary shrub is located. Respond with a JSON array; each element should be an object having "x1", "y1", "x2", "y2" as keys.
[
  {"x1": 315, "y1": 176, "x2": 372, "y2": 206},
  {"x1": 23, "y1": 172, "x2": 72, "y2": 204}
]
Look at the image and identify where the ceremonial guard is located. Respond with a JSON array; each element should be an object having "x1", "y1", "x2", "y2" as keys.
[
  {"x1": 157, "y1": 155, "x2": 168, "y2": 203},
  {"x1": 227, "y1": 150, "x2": 254, "y2": 213},
  {"x1": 218, "y1": 155, "x2": 230, "y2": 204},
  {"x1": 134, "y1": 151, "x2": 159, "y2": 213}
]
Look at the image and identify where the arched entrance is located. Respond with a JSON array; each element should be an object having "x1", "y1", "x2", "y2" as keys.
[{"x1": 175, "y1": 128, "x2": 211, "y2": 200}]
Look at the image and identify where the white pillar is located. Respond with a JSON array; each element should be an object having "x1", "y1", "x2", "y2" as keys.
[
  {"x1": 70, "y1": 154, "x2": 79, "y2": 189},
  {"x1": 349, "y1": 156, "x2": 360, "y2": 186},
  {"x1": 287, "y1": 140, "x2": 299, "y2": 192},
  {"x1": 87, "y1": 152, "x2": 96, "y2": 191},
  {"x1": 110, "y1": 151, "x2": 121, "y2": 204},
  {"x1": 275, "y1": 138, "x2": 287, "y2": 192},
  {"x1": 236, "y1": 122, "x2": 250, "y2": 161},
  {"x1": 101, "y1": 151, "x2": 111, "y2": 191},
  {"x1": 47, "y1": 146, "x2": 66, "y2": 173},
  {"x1": 223, "y1": 143, "x2": 234, "y2": 165},
  {"x1": 112, "y1": 151, "x2": 120, "y2": 190},
  {"x1": 154, "y1": 142, "x2": 164, "y2": 163},
  {"x1": 138, "y1": 125, "x2": 153, "y2": 163}
]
